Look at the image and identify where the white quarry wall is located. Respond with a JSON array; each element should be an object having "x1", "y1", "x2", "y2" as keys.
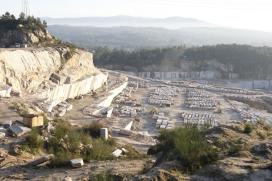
[
  {"x1": 0, "y1": 48, "x2": 62, "y2": 93},
  {"x1": 139, "y1": 71, "x2": 221, "y2": 80},
  {"x1": 225, "y1": 80, "x2": 272, "y2": 90},
  {"x1": 43, "y1": 73, "x2": 108, "y2": 112}
]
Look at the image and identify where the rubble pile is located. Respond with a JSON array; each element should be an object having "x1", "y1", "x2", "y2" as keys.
[
  {"x1": 180, "y1": 112, "x2": 217, "y2": 126},
  {"x1": 184, "y1": 88, "x2": 216, "y2": 110},
  {"x1": 148, "y1": 86, "x2": 179, "y2": 107}
]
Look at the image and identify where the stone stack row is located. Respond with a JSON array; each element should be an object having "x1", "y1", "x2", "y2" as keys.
[
  {"x1": 184, "y1": 88, "x2": 216, "y2": 110},
  {"x1": 148, "y1": 86, "x2": 179, "y2": 107},
  {"x1": 180, "y1": 112, "x2": 216, "y2": 126},
  {"x1": 120, "y1": 106, "x2": 141, "y2": 117}
]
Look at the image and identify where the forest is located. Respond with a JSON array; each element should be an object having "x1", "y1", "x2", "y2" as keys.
[{"x1": 94, "y1": 44, "x2": 272, "y2": 79}]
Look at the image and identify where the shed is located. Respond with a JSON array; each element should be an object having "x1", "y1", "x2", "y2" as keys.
[{"x1": 23, "y1": 114, "x2": 44, "y2": 128}]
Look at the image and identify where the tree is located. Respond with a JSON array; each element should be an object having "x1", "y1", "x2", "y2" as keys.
[
  {"x1": 11, "y1": 15, "x2": 16, "y2": 20},
  {"x1": 1, "y1": 12, "x2": 13, "y2": 20},
  {"x1": 42, "y1": 20, "x2": 47, "y2": 28},
  {"x1": 19, "y1": 12, "x2": 26, "y2": 21}
]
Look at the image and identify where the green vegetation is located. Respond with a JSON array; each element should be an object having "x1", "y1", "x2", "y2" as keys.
[
  {"x1": 94, "y1": 47, "x2": 184, "y2": 72},
  {"x1": 22, "y1": 128, "x2": 44, "y2": 154},
  {"x1": 243, "y1": 123, "x2": 253, "y2": 134},
  {"x1": 94, "y1": 45, "x2": 272, "y2": 79},
  {"x1": 0, "y1": 11, "x2": 79, "y2": 49},
  {"x1": 0, "y1": 12, "x2": 47, "y2": 32},
  {"x1": 149, "y1": 124, "x2": 218, "y2": 172},
  {"x1": 89, "y1": 172, "x2": 115, "y2": 181},
  {"x1": 83, "y1": 138, "x2": 115, "y2": 161},
  {"x1": 47, "y1": 120, "x2": 92, "y2": 166},
  {"x1": 21, "y1": 120, "x2": 141, "y2": 167}
]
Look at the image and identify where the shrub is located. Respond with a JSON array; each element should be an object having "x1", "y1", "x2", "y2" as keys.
[
  {"x1": 22, "y1": 128, "x2": 44, "y2": 154},
  {"x1": 243, "y1": 123, "x2": 253, "y2": 134},
  {"x1": 47, "y1": 120, "x2": 93, "y2": 166},
  {"x1": 83, "y1": 122, "x2": 105, "y2": 138},
  {"x1": 22, "y1": 119, "x2": 137, "y2": 167},
  {"x1": 85, "y1": 139, "x2": 115, "y2": 161},
  {"x1": 122, "y1": 145, "x2": 142, "y2": 159},
  {"x1": 89, "y1": 172, "x2": 114, "y2": 181},
  {"x1": 150, "y1": 124, "x2": 218, "y2": 171}
]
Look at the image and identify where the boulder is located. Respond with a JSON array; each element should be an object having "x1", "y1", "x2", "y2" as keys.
[
  {"x1": 112, "y1": 149, "x2": 123, "y2": 158},
  {"x1": 8, "y1": 124, "x2": 31, "y2": 137},
  {"x1": 252, "y1": 143, "x2": 272, "y2": 158},
  {"x1": 70, "y1": 158, "x2": 84, "y2": 168},
  {"x1": 27, "y1": 154, "x2": 55, "y2": 166},
  {"x1": 0, "y1": 132, "x2": 5, "y2": 139}
]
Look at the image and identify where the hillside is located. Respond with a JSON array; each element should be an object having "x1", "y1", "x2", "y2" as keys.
[
  {"x1": 94, "y1": 45, "x2": 272, "y2": 79},
  {"x1": 44, "y1": 15, "x2": 211, "y2": 29},
  {"x1": 48, "y1": 25, "x2": 272, "y2": 49}
]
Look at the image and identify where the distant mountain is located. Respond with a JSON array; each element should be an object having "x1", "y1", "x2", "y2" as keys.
[
  {"x1": 43, "y1": 15, "x2": 212, "y2": 29},
  {"x1": 48, "y1": 25, "x2": 272, "y2": 49}
]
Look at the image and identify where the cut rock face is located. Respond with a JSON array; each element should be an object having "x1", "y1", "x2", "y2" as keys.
[{"x1": 0, "y1": 48, "x2": 100, "y2": 94}]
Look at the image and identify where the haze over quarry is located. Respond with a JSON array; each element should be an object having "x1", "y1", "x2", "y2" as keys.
[{"x1": 1, "y1": 0, "x2": 272, "y2": 32}]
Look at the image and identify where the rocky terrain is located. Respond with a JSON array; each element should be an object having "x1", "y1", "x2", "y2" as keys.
[{"x1": 0, "y1": 28, "x2": 54, "y2": 48}]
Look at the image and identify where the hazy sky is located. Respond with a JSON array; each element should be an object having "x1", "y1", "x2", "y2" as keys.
[{"x1": 1, "y1": 0, "x2": 272, "y2": 32}]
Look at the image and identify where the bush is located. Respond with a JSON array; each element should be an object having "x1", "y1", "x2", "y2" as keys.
[
  {"x1": 150, "y1": 124, "x2": 218, "y2": 171},
  {"x1": 47, "y1": 120, "x2": 93, "y2": 166},
  {"x1": 122, "y1": 145, "x2": 142, "y2": 159},
  {"x1": 83, "y1": 122, "x2": 105, "y2": 138},
  {"x1": 89, "y1": 172, "x2": 114, "y2": 181},
  {"x1": 47, "y1": 120, "x2": 118, "y2": 166},
  {"x1": 21, "y1": 120, "x2": 138, "y2": 167},
  {"x1": 244, "y1": 123, "x2": 253, "y2": 134},
  {"x1": 85, "y1": 139, "x2": 115, "y2": 161},
  {"x1": 22, "y1": 128, "x2": 44, "y2": 154}
]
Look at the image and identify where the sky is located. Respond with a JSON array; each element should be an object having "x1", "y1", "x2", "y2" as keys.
[{"x1": 1, "y1": 0, "x2": 272, "y2": 32}]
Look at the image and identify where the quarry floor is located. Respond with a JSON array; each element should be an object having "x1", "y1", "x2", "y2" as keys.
[{"x1": 1, "y1": 72, "x2": 272, "y2": 180}]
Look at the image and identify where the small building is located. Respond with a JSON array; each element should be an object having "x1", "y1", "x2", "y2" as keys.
[{"x1": 23, "y1": 114, "x2": 44, "y2": 128}]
